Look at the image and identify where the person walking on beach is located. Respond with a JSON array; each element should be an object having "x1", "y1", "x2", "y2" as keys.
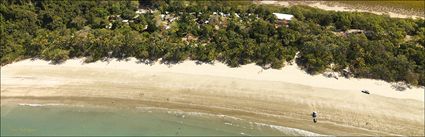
[{"x1": 312, "y1": 111, "x2": 317, "y2": 123}]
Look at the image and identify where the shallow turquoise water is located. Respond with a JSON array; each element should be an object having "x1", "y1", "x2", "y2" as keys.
[{"x1": 1, "y1": 104, "x2": 315, "y2": 136}]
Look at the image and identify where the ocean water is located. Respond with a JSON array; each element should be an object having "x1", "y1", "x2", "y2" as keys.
[{"x1": 1, "y1": 104, "x2": 319, "y2": 136}]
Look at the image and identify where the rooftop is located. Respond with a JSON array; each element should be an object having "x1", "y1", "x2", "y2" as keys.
[{"x1": 272, "y1": 13, "x2": 294, "y2": 20}]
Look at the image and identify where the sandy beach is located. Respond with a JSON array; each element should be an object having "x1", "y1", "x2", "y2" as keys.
[
  {"x1": 257, "y1": 1, "x2": 424, "y2": 19},
  {"x1": 1, "y1": 58, "x2": 424, "y2": 135}
]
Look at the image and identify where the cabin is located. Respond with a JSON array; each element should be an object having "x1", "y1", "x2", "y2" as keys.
[
  {"x1": 272, "y1": 13, "x2": 294, "y2": 21},
  {"x1": 108, "y1": 15, "x2": 121, "y2": 21},
  {"x1": 182, "y1": 34, "x2": 198, "y2": 44},
  {"x1": 272, "y1": 13, "x2": 293, "y2": 27},
  {"x1": 136, "y1": 9, "x2": 152, "y2": 14}
]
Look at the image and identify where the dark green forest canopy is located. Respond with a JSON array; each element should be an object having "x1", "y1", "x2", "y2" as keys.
[{"x1": 1, "y1": 0, "x2": 424, "y2": 86}]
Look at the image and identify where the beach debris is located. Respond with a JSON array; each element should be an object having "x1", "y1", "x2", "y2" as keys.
[
  {"x1": 391, "y1": 82, "x2": 409, "y2": 91},
  {"x1": 361, "y1": 90, "x2": 370, "y2": 94},
  {"x1": 323, "y1": 72, "x2": 338, "y2": 79}
]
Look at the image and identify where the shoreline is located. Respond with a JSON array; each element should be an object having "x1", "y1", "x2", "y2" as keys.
[
  {"x1": 0, "y1": 96, "x2": 393, "y2": 136},
  {"x1": 1, "y1": 100, "x2": 322, "y2": 136},
  {"x1": 1, "y1": 59, "x2": 424, "y2": 135}
]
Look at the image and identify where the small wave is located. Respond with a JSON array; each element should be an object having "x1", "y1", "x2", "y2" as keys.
[
  {"x1": 255, "y1": 122, "x2": 324, "y2": 136},
  {"x1": 135, "y1": 106, "x2": 244, "y2": 121},
  {"x1": 135, "y1": 106, "x2": 324, "y2": 136},
  {"x1": 240, "y1": 132, "x2": 247, "y2": 135},
  {"x1": 224, "y1": 122, "x2": 233, "y2": 126},
  {"x1": 18, "y1": 103, "x2": 64, "y2": 107}
]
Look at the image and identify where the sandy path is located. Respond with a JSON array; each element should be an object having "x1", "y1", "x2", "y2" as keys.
[
  {"x1": 257, "y1": 1, "x2": 424, "y2": 19},
  {"x1": 1, "y1": 59, "x2": 424, "y2": 135}
]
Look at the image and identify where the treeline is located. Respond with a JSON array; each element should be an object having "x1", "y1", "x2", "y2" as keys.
[{"x1": 1, "y1": 0, "x2": 424, "y2": 86}]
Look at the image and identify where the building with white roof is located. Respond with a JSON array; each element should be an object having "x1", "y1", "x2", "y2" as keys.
[{"x1": 272, "y1": 13, "x2": 294, "y2": 20}]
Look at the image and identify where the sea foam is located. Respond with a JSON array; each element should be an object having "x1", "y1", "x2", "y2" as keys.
[{"x1": 18, "y1": 103, "x2": 65, "y2": 107}]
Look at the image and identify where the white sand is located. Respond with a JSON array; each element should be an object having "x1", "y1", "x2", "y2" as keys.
[
  {"x1": 2, "y1": 58, "x2": 424, "y2": 135},
  {"x1": 258, "y1": 1, "x2": 424, "y2": 19},
  {"x1": 2, "y1": 58, "x2": 423, "y2": 101}
]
